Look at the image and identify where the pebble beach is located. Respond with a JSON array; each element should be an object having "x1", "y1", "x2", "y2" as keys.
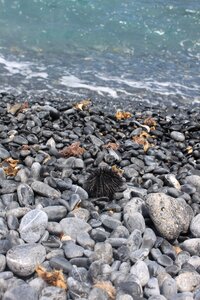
[{"x1": 0, "y1": 92, "x2": 200, "y2": 300}]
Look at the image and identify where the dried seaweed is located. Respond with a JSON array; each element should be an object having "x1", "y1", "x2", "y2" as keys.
[
  {"x1": 115, "y1": 111, "x2": 132, "y2": 120},
  {"x1": 74, "y1": 99, "x2": 91, "y2": 110},
  {"x1": 94, "y1": 281, "x2": 116, "y2": 300},
  {"x1": 132, "y1": 131, "x2": 153, "y2": 152},
  {"x1": 60, "y1": 142, "x2": 85, "y2": 157},
  {"x1": 35, "y1": 265, "x2": 67, "y2": 290},
  {"x1": 103, "y1": 142, "x2": 120, "y2": 150},
  {"x1": 0, "y1": 157, "x2": 20, "y2": 176}
]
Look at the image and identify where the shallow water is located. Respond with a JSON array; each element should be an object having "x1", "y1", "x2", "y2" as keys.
[{"x1": 0, "y1": 0, "x2": 199, "y2": 105}]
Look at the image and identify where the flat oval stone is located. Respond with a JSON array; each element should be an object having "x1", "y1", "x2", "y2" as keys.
[
  {"x1": 60, "y1": 217, "x2": 92, "y2": 240},
  {"x1": 146, "y1": 193, "x2": 193, "y2": 240},
  {"x1": 63, "y1": 240, "x2": 84, "y2": 258},
  {"x1": 130, "y1": 260, "x2": 150, "y2": 286},
  {"x1": 170, "y1": 131, "x2": 185, "y2": 142},
  {"x1": 43, "y1": 206, "x2": 67, "y2": 221},
  {"x1": 124, "y1": 212, "x2": 145, "y2": 234},
  {"x1": 17, "y1": 183, "x2": 35, "y2": 206},
  {"x1": 19, "y1": 209, "x2": 48, "y2": 243},
  {"x1": 31, "y1": 181, "x2": 61, "y2": 198},
  {"x1": 181, "y1": 238, "x2": 200, "y2": 256},
  {"x1": 6, "y1": 244, "x2": 46, "y2": 276},
  {"x1": 2, "y1": 284, "x2": 38, "y2": 300}
]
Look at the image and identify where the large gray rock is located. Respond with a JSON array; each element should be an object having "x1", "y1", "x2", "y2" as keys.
[
  {"x1": 19, "y1": 209, "x2": 48, "y2": 243},
  {"x1": 6, "y1": 244, "x2": 46, "y2": 276},
  {"x1": 176, "y1": 271, "x2": 200, "y2": 292},
  {"x1": 60, "y1": 217, "x2": 92, "y2": 240},
  {"x1": 146, "y1": 193, "x2": 193, "y2": 240},
  {"x1": 31, "y1": 181, "x2": 61, "y2": 198}
]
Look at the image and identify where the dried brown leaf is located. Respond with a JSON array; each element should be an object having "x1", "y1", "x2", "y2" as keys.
[
  {"x1": 35, "y1": 265, "x2": 67, "y2": 290},
  {"x1": 74, "y1": 99, "x2": 91, "y2": 110},
  {"x1": 115, "y1": 111, "x2": 132, "y2": 120},
  {"x1": 0, "y1": 158, "x2": 20, "y2": 176},
  {"x1": 94, "y1": 281, "x2": 116, "y2": 300},
  {"x1": 19, "y1": 101, "x2": 29, "y2": 112},
  {"x1": 173, "y1": 246, "x2": 182, "y2": 254},
  {"x1": 103, "y1": 142, "x2": 120, "y2": 150},
  {"x1": 111, "y1": 165, "x2": 124, "y2": 176},
  {"x1": 7, "y1": 103, "x2": 22, "y2": 115},
  {"x1": 143, "y1": 117, "x2": 157, "y2": 127},
  {"x1": 132, "y1": 131, "x2": 153, "y2": 152},
  {"x1": 21, "y1": 145, "x2": 30, "y2": 150},
  {"x1": 60, "y1": 142, "x2": 85, "y2": 157},
  {"x1": 186, "y1": 146, "x2": 193, "y2": 154}
]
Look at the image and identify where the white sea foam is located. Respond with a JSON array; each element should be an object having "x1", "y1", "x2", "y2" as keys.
[{"x1": 60, "y1": 75, "x2": 118, "y2": 98}]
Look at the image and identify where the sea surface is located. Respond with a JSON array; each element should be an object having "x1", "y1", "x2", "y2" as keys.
[{"x1": 0, "y1": 0, "x2": 199, "y2": 106}]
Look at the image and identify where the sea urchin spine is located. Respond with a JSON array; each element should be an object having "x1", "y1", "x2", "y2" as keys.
[{"x1": 84, "y1": 167, "x2": 123, "y2": 199}]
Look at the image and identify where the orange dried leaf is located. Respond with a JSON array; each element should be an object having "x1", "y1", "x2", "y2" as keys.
[
  {"x1": 173, "y1": 246, "x2": 182, "y2": 254},
  {"x1": 0, "y1": 158, "x2": 20, "y2": 176},
  {"x1": 74, "y1": 99, "x2": 91, "y2": 110},
  {"x1": 186, "y1": 146, "x2": 193, "y2": 154},
  {"x1": 143, "y1": 117, "x2": 157, "y2": 127},
  {"x1": 35, "y1": 265, "x2": 67, "y2": 290},
  {"x1": 115, "y1": 111, "x2": 132, "y2": 120},
  {"x1": 94, "y1": 281, "x2": 116, "y2": 300},
  {"x1": 132, "y1": 131, "x2": 153, "y2": 152},
  {"x1": 111, "y1": 165, "x2": 124, "y2": 176},
  {"x1": 60, "y1": 142, "x2": 85, "y2": 157},
  {"x1": 103, "y1": 142, "x2": 120, "y2": 150}
]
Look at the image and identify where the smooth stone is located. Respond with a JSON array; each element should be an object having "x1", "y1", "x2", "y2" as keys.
[
  {"x1": 107, "y1": 238, "x2": 127, "y2": 248},
  {"x1": 69, "y1": 207, "x2": 90, "y2": 221},
  {"x1": 46, "y1": 249, "x2": 64, "y2": 260},
  {"x1": 188, "y1": 256, "x2": 200, "y2": 269},
  {"x1": 30, "y1": 162, "x2": 41, "y2": 180},
  {"x1": 91, "y1": 242, "x2": 113, "y2": 264},
  {"x1": 181, "y1": 239, "x2": 200, "y2": 256},
  {"x1": 161, "y1": 278, "x2": 177, "y2": 299},
  {"x1": 76, "y1": 232, "x2": 95, "y2": 249},
  {"x1": 123, "y1": 166, "x2": 139, "y2": 179},
  {"x1": 43, "y1": 206, "x2": 67, "y2": 221},
  {"x1": 164, "y1": 174, "x2": 181, "y2": 190},
  {"x1": 157, "y1": 254, "x2": 173, "y2": 267},
  {"x1": 60, "y1": 217, "x2": 92, "y2": 240},
  {"x1": 88, "y1": 287, "x2": 110, "y2": 300},
  {"x1": 7, "y1": 215, "x2": 19, "y2": 231},
  {"x1": 67, "y1": 277, "x2": 90, "y2": 299},
  {"x1": 144, "y1": 278, "x2": 160, "y2": 298},
  {"x1": 176, "y1": 271, "x2": 200, "y2": 292},
  {"x1": 141, "y1": 228, "x2": 157, "y2": 250},
  {"x1": 63, "y1": 240, "x2": 84, "y2": 258},
  {"x1": 130, "y1": 248, "x2": 149, "y2": 263},
  {"x1": 175, "y1": 251, "x2": 191, "y2": 267},
  {"x1": 185, "y1": 175, "x2": 200, "y2": 193},
  {"x1": 123, "y1": 198, "x2": 145, "y2": 215},
  {"x1": 71, "y1": 185, "x2": 88, "y2": 200},
  {"x1": 29, "y1": 277, "x2": 47, "y2": 294},
  {"x1": 146, "y1": 193, "x2": 193, "y2": 240},
  {"x1": 110, "y1": 226, "x2": 130, "y2": 239},
  {"x1": 127, "y1": 229, "x2": 142, "y2": 252},
  {"x1": 148, "y1": 296, "x2": 167, "y2": 300},
  {"x1": 124, "y1": 186, "x2": 147, "y2": 199},
  {"x1": 124, "y1": 212, "x2": 145, "y2": 234},
  {"x1": 130, "y1": 260, "x2": 150, "y2": 286},
  {"x1": 190, "y1": 214, "x2": 200, "y2": 237},
  {"x1": 0, "y1": 147, "x2": 10, "y2": 159},
  {"x1": 170, "y1": 131, "x2": 185, "y2": 142},
  {"x1": 90, "y1": 228, "x2": 109, "y2": 242},
  {"x1": 31, "y1": 181, "x2": 61, "y2": 198},
  {"x1": 19, "y1": 209, "x2": 48, "y2": 243},
  {"x1": 47, "y1": 222, "x2": 63, "y2": 235},
  {"x1": 0, "y1": 254, "x2": 6, "y2": 271},
  {"x1": 6, "y1": 244, "x2": 46, "y2": 276},
  {"x1": 2, "y1": 284, "x2": 38, "y2": 300},
  {"x1": 74, "y1": 158, "x2": 84, "y2": 169},
  {"x1": 49, "y1": 256, "x2": 72, "y2": 274},
  {"x1": 89, "y1": 135, "x2": 104, "y2": 147},
  {"x1": 13, "y1": 135, "x2": 28, "y2": 145},
  {"x1": 117, "y1": 275, "x2": 143, "y2": 297},
  {"x1": 40, "y1": 286, "x2": 66, "y2": 300},
  {"x1": 101, "y1": 215, "x2": 122, "y2": 230},
  {"x1": 172, "y1": 292, "x2": 193, "y2": 300}
]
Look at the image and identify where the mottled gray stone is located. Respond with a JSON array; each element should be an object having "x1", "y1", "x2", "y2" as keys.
[
  {"x1": 0, "y1": 254, "x2": 6, "y2": 272},
  {"x1": 130, "y1": 260, "x2": 150, "y2": 286},
  {"x1": 101, "y1": 214, "x2": 122, "y2": 230},
  {"x1": 176, "y1": 271, "x2": 200, "y2": 292},
  {"x1": 19, "y1": 209, "x2": 48, "y2": 243},
  {"x1": 71, "y1": 185, "x2": 88, "y2": 200},
  {"x1": 49, "y1": 256, "x2": 72, "y2": 274},
  {"x1": 185, "y1": 175, "x2": 200, "y2": 193},
  {"x1": 60, "y1": 217, "x2": 92, "y2": 240},
  {"x1": 124, "y1": 212, "x2": 145, "y2": 234},
  {"x1": 146, "y1": 193, "x2": 193, "y2": 240},
  {"x1": 141, "y1": 228, "x2": 156, "y2": 250},
  {"x1": 6, "y1": 244, "x2": 46, "y2": 276},
  {"x1": 91, "y1": 242, "x2": 113, "y2": 264},
  {"x1": 0, "y1": 147, "x2": 10, "y2": 159},
  {"x1": 190, "y1": 214, "x2": 200, "y2": 237},
  {"x1": 144, "y1": 277, "x2": 160, "y2": 298},
  {"x1": 164, "y1": 174, "x2": 181, "y2": 190},
  {"x1": 40, "y1": 286, "x2": 67, "y2": 300},
  {"x1": 123, "y1": 198, "x2": 145, "y2": 215},
  {"x1": 89, "y1": 134, "x2": 104, "y2": 147},
  {"x1": 47, "y1": 222, "x2": 63, "y2": 235},
  {"x1": 43, "y1": 206, "x2": 67, "y2": 221},
  {"x1": 181, "y1": 239, "x2": 200, "y2": 256},
  {"x1": 2, "y1": 284, "x2": 38, "y2": 300},
  {"x1": 31, "y1": 181, "x2": 61, "y2": 198},
  {"x1": 63, "y1": 240, "x2": 84, "y2": 258},
  {"x1": 170, "y1": 131, "x2": 185, "y2": 142},
  {"x1": 88, "y1": 287, "x2": 110, "y2": 300},
  {"x1": 161, "y1": 277, "x2": 177, "y2": 299},
  {"x1": 77, "y1": 232, "x2": 95, "y2": 249}
]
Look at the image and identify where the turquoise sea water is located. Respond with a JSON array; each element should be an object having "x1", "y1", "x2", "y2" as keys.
[{"x1": 0, "y1": 0, "x2": 199, "y2": 105}]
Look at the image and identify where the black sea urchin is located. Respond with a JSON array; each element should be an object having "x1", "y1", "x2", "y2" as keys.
[{"x1": 84, "y1": 167, "x2": 123, "y2": 199}]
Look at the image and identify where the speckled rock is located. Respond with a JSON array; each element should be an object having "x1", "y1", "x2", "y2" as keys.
[{"x1": 176, "y1": 271, "x2": 200, "y2": 292}]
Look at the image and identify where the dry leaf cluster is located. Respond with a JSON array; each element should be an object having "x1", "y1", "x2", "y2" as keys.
[
  {"x1": 94, "y1": 281, "x2": 116, "y2": 300},
  {"x1": 115, "y1": 111, "x2": 132, "y2": 120},
  {"x1": 103, "y1": 142, "x2": 120, "y2": 150},
  {"x1": 7, "y1": 102, "x2": 29, "y2": 115},
  {"x1": 111, "y1": 165, "x2": 124, "y2": 176},
  {"x1": 60, "y1": 142, "x2": 85, "y2": 157},
  {"x1": 35, "y1": 265, "x2": 67, "y2": 290},
  {"x1": 132, "y1": 131, "x2": 153, "y2": 152},
  {"x1": 74, "y1": 99, "x2": 91, "y2": 110},
  {"x1": 143, "y1": 117, "x2": 157, "y2": 128},
  {"x1": 0, "y1": 157, "x2": 19, "y2": 176},
  {"x1": 186, "y1": 146, "x2": 193, "y2": 154}
]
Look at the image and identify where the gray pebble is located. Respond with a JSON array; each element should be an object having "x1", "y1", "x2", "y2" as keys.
[
  {"x1": 0, "y1": 254, "x2": 6, "y2": 272},
  {"x1": 2, "y1": 284, "x2": 38, "y2": 300},
  {"x1": 91, "y1": 242, "x2": 113, "y2": 264},
  {"x1": 170, "y1": 131, "x2": 185, "y2": 142},
  {"x1": 47, "y1": 222, "x2": 63, "y2": 235},
  {"x1": 49, "y1": 256, "x2": 72, "y2": 274},
  {"x1": 185, "y1": 175, "x2": 200, "y2": 193},
  {"x1": 176, "y1": 271, "x2": 200, "y2": 292},
  {"x1": 123, "y1": 197, "x2": 145, "y2": 215},
  {"x1": 130, "y1": 260, "x2": 150, "y2": 286},
  {"x1": 141, "y1": 228, "x2": 156, "y2": 250},
  {"x1": 77, "y1": 232, "x2": 95, "y2": 249},
  {"x1": 40, "y1": 286, "x2": 66, "y2": 300},
  {"x1": 71, "y1": 185, "x2": 88, "y2": 200},
  {"x1": 181, "y1": 239, "x2": 200, "y2": 256},
  {"x1": 60, "y1": 217, "x2": 92, "y2": 240},
  {"x1": 157, "y1": 254, "x2": 173, "y2": 267},
  {"x1": 124, "y1": 212, "x2": 145, "y2": 234},
  {"x1": 19, "y1": 209, "x2": 48, "y2": 243},
  {"x1": 190, "y1": 214, "x2": 200, "y2": 237},
  {"x1": 6, "y1": 244, "x2": 46, "y2": 276},
  {"x1": 101, "y1": 214, "x2": 122, "y2": 230},
  {"x1": 144, "y1": 277, "x2": 160, "y2": 298},
  {"x1": 63, "y1": 240, "x2": 84, "y2": 258},
  {"x1": 0, "y1": 147, "x2": 10, "y2": 159},
  {"x1": 88, "y1": 287, "x2": 110, "y2": 300},
  {"x1": 161, "y1": 277, "x2": 177, "y2": 299},
  {"x1": 43, "y1": 206, "x2": 67, "y2": 221},
  {"x1": 31, "y1": 181, "x2": 61, "y2": 198}
]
